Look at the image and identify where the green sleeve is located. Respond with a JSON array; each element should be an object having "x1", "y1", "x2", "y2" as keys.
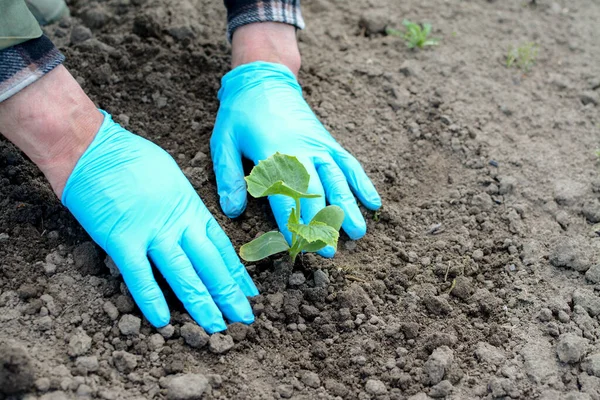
[{"x1": 0, "y1": 0, "x2": 43, "y2": 50}]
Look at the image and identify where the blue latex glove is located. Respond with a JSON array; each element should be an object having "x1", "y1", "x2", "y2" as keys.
[
  {"x1": 62, "y1": 111, "x2": 258, "y2": 333},
  {"x1": 211, "y1": 62, "x2": 381, "y2": 257}
]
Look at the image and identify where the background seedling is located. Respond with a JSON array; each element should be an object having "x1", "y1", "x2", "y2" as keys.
[
  {"x1": 386, "y1": 19, "x2": 439, "y2": 49},
  {"x1": 506, "y1": 42, "x2": 538, "y2": 72},
  {"x1": 239, "y1": 153, "x2": 345, "y2": 264}
]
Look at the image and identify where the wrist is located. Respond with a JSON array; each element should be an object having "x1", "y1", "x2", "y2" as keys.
[
  {"x1": 0, "y1": 65, "x2": 102, "y2": 199},
  {"x1": 231, "y1": 22, "x2": 301, "y2": 76}
]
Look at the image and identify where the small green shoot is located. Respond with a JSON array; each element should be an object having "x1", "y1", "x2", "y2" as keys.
[
  {"x1": 506, "y1": 43, "x2": 538, "y2": 72},
  {"x1": 373, "y1": 211, "x2": 381, "y2": 222},
  {"x1": 239, "y1": 153, "x2": 345, "y2": 264},
  {"x1": 386, "y1": 19, "x2": 439, "y2": 49},
  {"x1": 595, "y1": 149, "x2": 600, "y2": 160}
]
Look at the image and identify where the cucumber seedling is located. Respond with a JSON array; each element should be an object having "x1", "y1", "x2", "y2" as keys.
[
  {"x1": 239, "y1": 153, "x2": 345, "y2": 263},
  {"x1": 386, "y1": 19, "x2": 439, "y2": 49}
]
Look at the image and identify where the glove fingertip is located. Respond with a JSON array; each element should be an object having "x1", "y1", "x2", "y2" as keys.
[
  {"x1": 204, "y1": 318, "x2": 228, "y2": 334},
  {"x1": 341, "y1": 211, "x2": 368, "y2": 240},
  {"x1": 146, "y1": 307, "x2": 171, "y2": 329},
  {"x1": 220, "y1": 190, "x2": 248, "y2": 218},
  {"x1": 356, "y1": 183, "x2": 382, "y2": 210},
  {"x1": 365, "y1": 194, "x2": 382, "y2": 210},
  {"x1": 239, "y1": 313, "x2": 255, "y2": 325},
  {"x1": 317, "y1": 245, "x2": 336, "y2": 258},
  {"x1": 235, "y1": 300, "x2": 256, "y2": 325}
]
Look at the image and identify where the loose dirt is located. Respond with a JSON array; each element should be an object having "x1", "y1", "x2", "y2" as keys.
[{"x1": 1, "y1": 0, "x2": 600, "y2": 399}]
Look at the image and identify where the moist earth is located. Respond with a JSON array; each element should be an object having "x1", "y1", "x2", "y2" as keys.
[{"x1": 1, "y1": 0, "x2": 600, "y2": 399}]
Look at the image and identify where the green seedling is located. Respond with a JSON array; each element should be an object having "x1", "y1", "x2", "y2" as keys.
[
  {"x1": 595, "y1": 149, "x2": 600, "y2": 159},
  {"x1": 239, "y1": 153, "x2": 345, "y2": 263},
  {"x1": 386, "y1": 19, "x2": 439, "y2": 49},
  {"x1": 506, "y1": 43, "x2": 538, "y2": 72}
]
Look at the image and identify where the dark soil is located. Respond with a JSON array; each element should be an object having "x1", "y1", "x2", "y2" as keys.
[{"x1": 1, "y1": 0, "x2": 600, "y2": 399}]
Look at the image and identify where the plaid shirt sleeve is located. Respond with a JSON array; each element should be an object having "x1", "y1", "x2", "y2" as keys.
[
  {"x1": 224, "y1": 0, "x2": 305, "y2": 41},
  {"x1": 0, "y1": 35, "x2": 65, "y2": 103}
]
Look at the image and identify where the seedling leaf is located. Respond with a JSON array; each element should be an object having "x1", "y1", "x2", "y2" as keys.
[
  {"x1": 239, "y1": 231, "x2": 290, "y2": 262},
  {"x1": 310, "y1": 205, "x2": 345, "y2": 230},
  {"x1": 245, "y1": 153, "x2": 321, "y2": 200},
  {"x1": 294, "y1": 205, "x2": 345, "y2": 252},
  {"x1": 423, "y1": 23, "x2": 432, "y2": 36},
  {"x1": 288, "y1": 221, "x2": 340, "y2": 247}
]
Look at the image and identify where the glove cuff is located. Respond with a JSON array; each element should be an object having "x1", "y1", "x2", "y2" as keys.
[
  {"x1": 61, "y1": 109, "x2": 114, "y2": 205},
  {"x1": 218, "y1": 61, "x2": 301, "y2": 101}
]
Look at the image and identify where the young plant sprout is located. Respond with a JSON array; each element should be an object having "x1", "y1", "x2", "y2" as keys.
[
  {"x1": 239, "y1": 153, "x2": 345, "y2": 263},
  {"x1": 386, "y1": 19, "x2": 439, "y2": 49},
  {"x1": 506, "y1": 42, "x2": 538, "y2": 72}
]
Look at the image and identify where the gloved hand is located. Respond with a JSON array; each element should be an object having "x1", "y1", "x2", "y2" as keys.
[
  {"x1": 211, "y1": 62, "x2": 381, "y2": 257},
  {"x1": 63, "y1": 111, "x2": 258, "y2": 333}
]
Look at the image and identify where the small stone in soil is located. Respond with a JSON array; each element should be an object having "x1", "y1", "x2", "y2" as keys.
[
  {"x1": 70, "y1": 25, "x2": 93, "y2": 44},
  {"x1": 325, "y1": 379, "x2": 349, "y2": 397},
  {"x1": 112, "y1": 350, "x2": 137, "y2": 373},
  {"x1": 313, "y1": 269, "x2": 330, "y2": 287},
  {"x1": 475, "y1": 342, "x2": 506, "y2": 366},
  {"x1": 538, "y1": 308, "x2": 553, "y2": 322},
  {"x1": 582, "y1": 353, "x2": 600, "y2": 378},
  {"x1": 424, "y1": 346, "x2": 454, "y2": 385},
  {"x1": 429, "y1": 380, "x2": 453, "y2": 398},
  {"x1": 118, "y1": 314, "x2": 141, "y2": 336},
  {"x1": 147, "y1": 334, "x2": 165, "y2": 351},
  {"x1": 75, "y1": 356, "x2": 99, "y2": 374},
  {"x1": 190, "y1": 151, "x2": 207, "y2": 167},
  {"x1": 472, "y1": 249, "x2": 484, "y2": 261},
  {"x1": 337, "y1": 283, "x2": 373, "y2": 310},
  {"x1": 37, "y1": 316, "x2": 53, "y2": 331},
  {"x1": 227, "y1": 322, "x2": 249, "y2": 342},
  {"x1": 423, "y1": 295, "x2": 453, "y2": 315},
  {"x1": 115, "y1": 295, "x2": 135, "y2": 313},
  {"x1": 585, "y1": 264, "x2": 600, "y2": 284},
  {"x1": 103, "y1": 301, "x2": 119, "y2": 320},
  {"x1": 450, "y1": 276, "x2": 474, "y2": 300},
  {"x1": 209, "y1": 333, "x2": 234, "y2": 354},
  {"x1": 288, "y1": 272, "x2": 306, "y2": 286},
  {"x1": 583, "y1": 200, "x2": 600, "y2": 223},
  {"x1": 549, "y1": 238, "x2": 590, "y2": 272},
  {"x1": 572, "y1": 288, "x2": 600, "y2": 316},
  {"x1": 35, "y1": 377, "x2": 50, "y2": 392},
  {"x1": 167, "y1": 373, "x2": 208, "y2": 400},
  {"x1": 180, "y1": 323, "x2": 209, "y2": 348},
  {"x1": 300, "y1": 370, "x2": 321, "y2": 388},
  {"x1": 365, "y1": 379, "x2": 387, "y2": 395},
  {"x1": 277, "y1": 384, "x2": 294, "y2": 398},
  {"x1": 556, "y1": 333, "x2": 589, "y2": 363},
  {"x1": 0, "y1": 341, "x2": 35, "y2": 395},
  {"x1": 157, "y1": 324, "x2": 175, "y2": 339},
  {"x1": 68, "y1": 331, "x2": 92, "y2": 357}
]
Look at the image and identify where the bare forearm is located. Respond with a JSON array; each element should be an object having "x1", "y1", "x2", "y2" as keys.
[
  {"x1": 0, "y1": 65, "x2": 102, "y2": 198},
  {"x1": 231, "y1": 22, "x2": 301, "y2": 76}
]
